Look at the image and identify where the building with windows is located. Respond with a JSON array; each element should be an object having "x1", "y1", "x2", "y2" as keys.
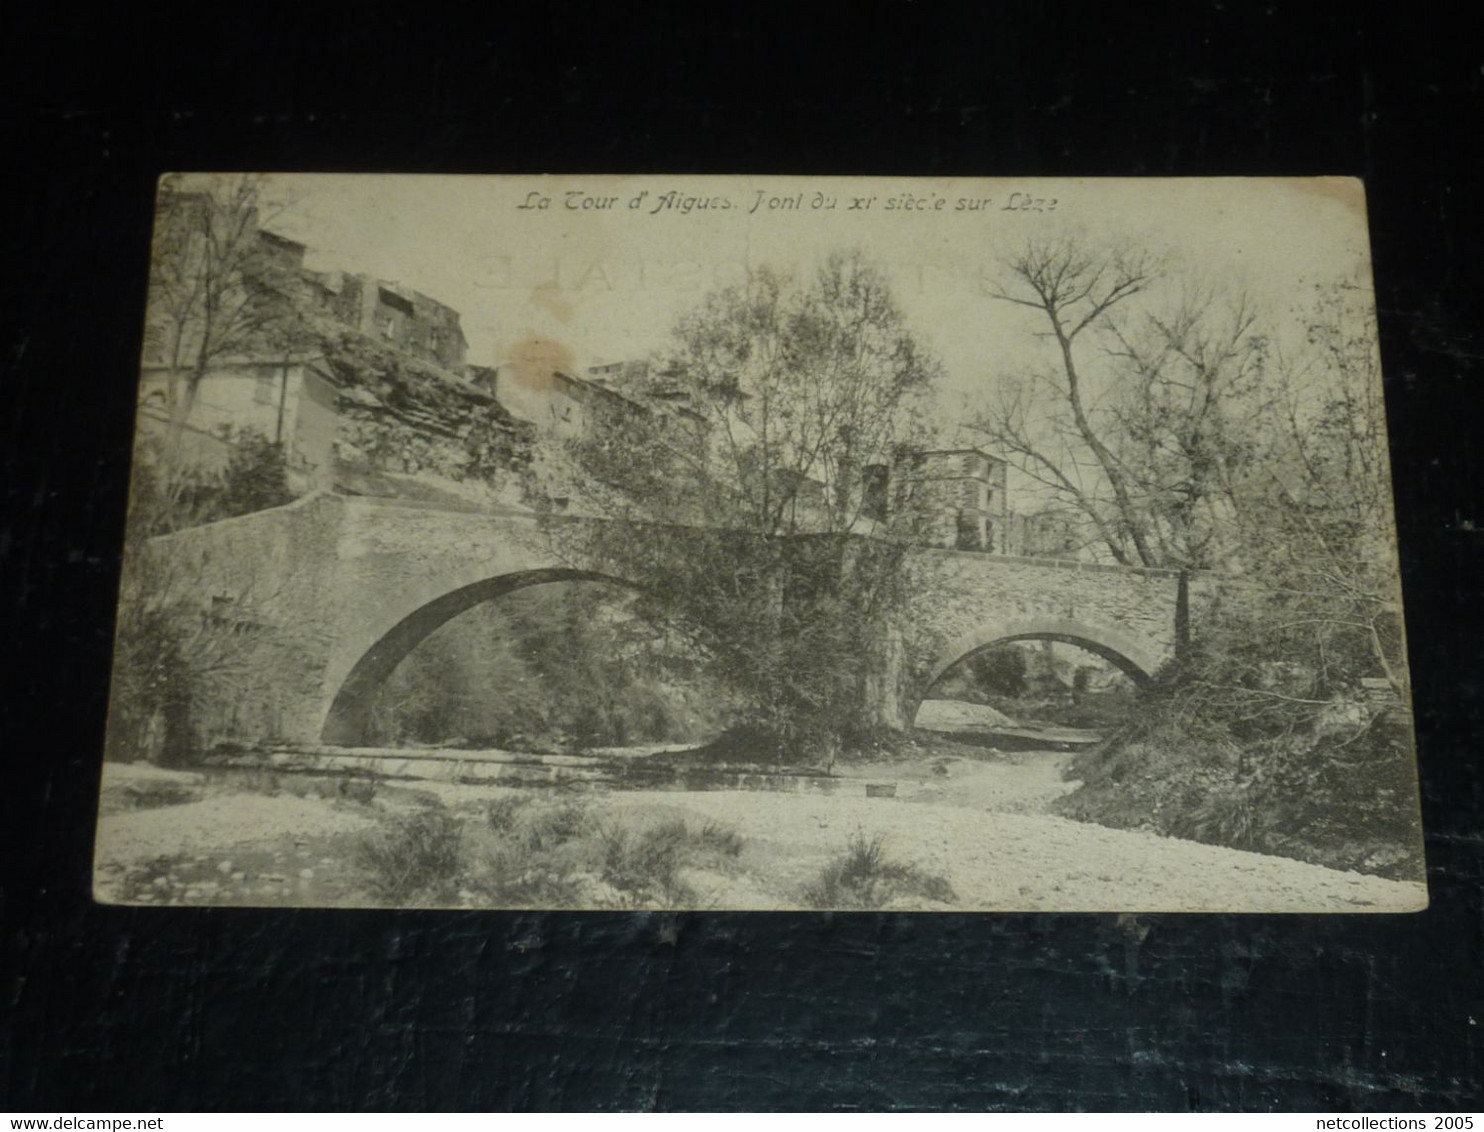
[
  {"x1": 468, "y1": 357, "x2": 712, "y2": 459},
  {"x1": 1009, "y1": 507, "x2": 1084, "y2": 559},
  {"x1": 304, "y1": 271, "x2": 468, "y2": 371},
  {"x1": 136, "y1": 356, "x2": 341, "y2": 494},
  {"x1": 468, "y1": 361, "x2": 644, "y2": 440},
  {"x1": 890, "y1": 447, "x2": 1010, "y2": 552},
  {"x1": 139, "y1": 198, "x2": 478, "y2": 500}
]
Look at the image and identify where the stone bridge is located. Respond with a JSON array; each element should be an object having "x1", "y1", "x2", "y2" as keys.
[{"x1": 135, "y1": 493, "x2": 1211, "y2": 748}]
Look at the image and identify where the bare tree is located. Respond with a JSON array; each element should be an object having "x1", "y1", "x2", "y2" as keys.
[
  {"x1": 1222, "y1": 278, "x2": 1408, "y2": 703},
  {"x1": 1040, "y1": 271, "x2": 1419, "y2": 877},
  {"x1": 971, "y1": 237, "x2": 1271, "y2": 569},
  {"x1": 144, "y1": 173, "x2": 300, "y2": 460}
]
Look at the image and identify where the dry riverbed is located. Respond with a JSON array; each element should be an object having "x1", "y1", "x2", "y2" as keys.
[{"x1": 93, "y1": 746, "x2": 1427, "y2": 913}]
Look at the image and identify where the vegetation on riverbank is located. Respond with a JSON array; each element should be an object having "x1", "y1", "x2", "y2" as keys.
[
  {"x1": 1053, "y1": 698, "x2": 1422, "y2": 880},
  {"x1": 351, "y1": 793, "x2": 755, "y2": 909},
  {"x1": 802, "y1": 830, "x2": 957, "y2": 909}
]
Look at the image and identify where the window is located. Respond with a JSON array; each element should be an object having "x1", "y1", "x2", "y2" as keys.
[
  {"x1": 955, "y1": 512, "x2": 983, "y2": 552},
  {"x1": 377, "y1": 287, "x2": 415, "y2": 316},
  {"x1": 253, "y1": 373, "x2": 276, "y2": 405}
]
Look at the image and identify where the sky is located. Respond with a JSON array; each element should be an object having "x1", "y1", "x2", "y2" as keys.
[{"x1": 248, "y1": 174, "x2": 1377, "y2": 426}]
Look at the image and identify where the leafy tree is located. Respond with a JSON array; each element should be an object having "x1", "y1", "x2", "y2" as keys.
[
  {"x1": 106, "y1": 539, "x2": 278, "y2": 765},
  {"x1": 662, "y1": 250, "x2": 938, "y2": 534},
  {"x1": 217, "y1": 429, "x2": 294, "y2": 519},
  {"x1": 559, "y1": 251, "x2": 942, "y2": 756},
  {"x1": 967, "y1": 645, "x2": 1029, "y2": 698},
  {"x1": 125, "y1": 427, "x2": 293, "y2": 536},
  {"x1": 365, "y1": 583, "x2": 735, "y2": 752}
]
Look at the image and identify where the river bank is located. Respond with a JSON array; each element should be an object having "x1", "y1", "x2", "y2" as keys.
[{"x1": 93, "y1": 738, "x2": 1427, "y2": 912}]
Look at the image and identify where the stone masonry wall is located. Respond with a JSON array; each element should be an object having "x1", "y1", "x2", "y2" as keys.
[
  {"x1": 901, "y1": 549, "x2": 1211, "y2": 690},
  {"x1": 135, "y1": 497, "x2": 1205, "y2": 747},
  {"x1": 130, "y1": 492, "x2": 351, "y2": 746}
]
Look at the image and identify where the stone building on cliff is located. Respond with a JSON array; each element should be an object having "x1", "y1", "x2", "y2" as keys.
[{"x1": 139, "y1": 187, "x2": 527, "y2": 506}]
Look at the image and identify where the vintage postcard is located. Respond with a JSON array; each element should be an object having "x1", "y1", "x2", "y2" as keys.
[{"x1": 95, "y1": 174, "x2": 1425, "y2": 911}]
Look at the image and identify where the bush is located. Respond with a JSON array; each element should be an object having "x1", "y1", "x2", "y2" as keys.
[
  {"x1": 351, "y1": 793, "x2": 750, "y2": 910},
  {"x1": 118, "y1": 780, "x2": 201, "y2": 811},
  {"x1": 468, "y1": 795, "x2": 592, "y2": 908},
  {"x1": 354, "y1": 808, "x2": 465, "y2": 906},
  {"x1": 478, "y1": 845, "x2": 587, "y2": 907},
  {"x1": 1054, "y1": 701, "x2": 1424, "y2": 880},
  {"x1": 695, "y1": 820, "x2": 746, "y2": 858},
  {"x1": 216, "y1": 429, "x2": 294, "y2": 519},
  {"x1": 485, "y1": 793, "x2": 534, "y2": 834},
  {"x1": 599, "y1": 820, "x2": 697, "y2": 907},
  {"x1": 967, "y1": 646, "x2": 1028, "y2": 698},
  {"x1": 516, "y1": 798, "x2": 595, "y2": 852},
  {"x1": 335, "y1": 776, "x2": 379, "y2": 806},
  {"x1": 801, "y1": 831, "x2": 957, "y2": 909},
  {"x1": 363, "y1": 584, "x2": 736, "y2": 753},
  {"x1": 107, "y1": 532, "x2": 279, "y2": 766},
  {"x1": 106, "y1": 592, "x2": 195, "y2": 766}
]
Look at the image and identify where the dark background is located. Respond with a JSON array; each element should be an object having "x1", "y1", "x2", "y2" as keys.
[{"x1": 2, "y1": 3, "x2": 1481, "y2": 1112}]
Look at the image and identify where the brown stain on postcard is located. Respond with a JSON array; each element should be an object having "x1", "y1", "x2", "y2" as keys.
[{"x1": 505, "y1": 336, "x2": 576, "y2": 390}]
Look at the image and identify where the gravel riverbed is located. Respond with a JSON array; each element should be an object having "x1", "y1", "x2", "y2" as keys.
[{"x1": 93, "y1": 750, "x2": 1427, "y2": 912}]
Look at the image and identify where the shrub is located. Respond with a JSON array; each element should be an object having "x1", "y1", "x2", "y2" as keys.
[
  {"x1": 362, "y1": 583, "x2": 734, "y2": 753},
  {"x1": 215, "y1": 429, "x2": 294, "y2": 519},
  {"x1": 599, "y1": 820, "x2": 697, "y2": 907},
  {"x1": 477, "y1": 844, "x2": 587, "y2": 908},
  {"x1": 106, "y1": 590, "x2": 195, "y2": 766},
  {"x1": 119, "y1": 780, "x2": 201, "y2": 811},
  {"x1": 360, "y1": 795, "x2": 751, "y2": 911},
  {"x1": 354, "y1": 808, "x2": 465, "y2": 906},
  {"x1": 1054, "y1": 701, "x2": 1424, "y2": 880},
  {"x1": 967, "y1": 646, "x2": 1028, "y2": 698},
  {"x1": 335, "y1": 776, "x2": 379, "y2": 806},
  {"x1": 695, "y1": 820, "x2": 746, "y2": 858},
  {"x1": 801, "y1": 831, "x2": 957, "y2": 909},
  {"x1": 108, "y1": 537, "x2": 278, "y2": 767},
  {"x1": 473, "y1": 794, "x2": 600, "y2": 909},
  {"x1": 516, "y1": 798, "x2": 594, "y2": 852},
  {"x1": 485, "y1": 793, "x2": 533, "y2": 834}
]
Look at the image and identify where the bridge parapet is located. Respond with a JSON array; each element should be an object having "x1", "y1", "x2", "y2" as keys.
[
  {"x1": 928, "y1": 546, "x2": 1190, "y2": 580},
  {"x1": 135, "y1": 493, "x2": 1213, "y2": 747},
  {"x1": 898, "y1": 549, "x2": 1217, "y2": 715}
]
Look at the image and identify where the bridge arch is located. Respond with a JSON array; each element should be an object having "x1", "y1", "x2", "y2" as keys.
[
  {"x1": 921, "y1": 615, "x2": 1162, "y2": 709},
  {"x1": 321, "y1": 567, "x2": 640, "y2": 746}
]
